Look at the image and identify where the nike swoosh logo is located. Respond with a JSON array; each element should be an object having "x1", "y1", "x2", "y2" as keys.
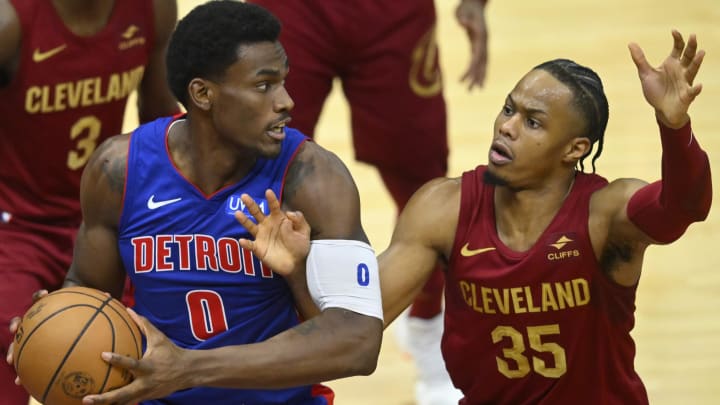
[
  {"x1": 147, "y1": 195, "x2": 182, "y2": 210},
  {"x1": 460, "y1": 243, "x2": 496, "y2": 257},
  {"x1": 33, "y1": 44, "x2": 67, "y2": 62}
]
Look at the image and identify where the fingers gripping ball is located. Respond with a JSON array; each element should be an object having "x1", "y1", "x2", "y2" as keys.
[{"x1": 12, "y1": 286, "x2": 142, "y2": 405}]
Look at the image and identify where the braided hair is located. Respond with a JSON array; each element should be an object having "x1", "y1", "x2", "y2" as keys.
[{"x1": 534, "y1": 59, "x2": 609, "y2": 173}]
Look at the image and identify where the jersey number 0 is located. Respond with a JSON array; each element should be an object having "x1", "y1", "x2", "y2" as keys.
[{"x1": 186, "y1": 290, "x2": 229, "y2": 341}]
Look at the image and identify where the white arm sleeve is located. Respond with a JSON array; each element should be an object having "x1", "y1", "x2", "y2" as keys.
[{"x1": 305, "y1": 239, "x2": 383, "y2": 321}]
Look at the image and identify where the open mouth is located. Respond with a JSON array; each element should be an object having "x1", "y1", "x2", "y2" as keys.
[
  {"x1": 266, "y1": 121, "x2": 287, "y2": 140},
  {"x1": 489, "y1": 142, "x2": 513, "y2": 165}
]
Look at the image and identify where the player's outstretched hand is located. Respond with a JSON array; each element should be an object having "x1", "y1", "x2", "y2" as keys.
[
  {"x1": 456, "y1": 0, "x2": 488, "y2": 89},
  {"x1": 234, "y1": 189, "x2": 311, "y2": 277},
  {"x1": 629, "y1": 29, "x2": 704, "y2": 128},
  {"x1": 6, "y1": 289, "x2": 48, "y2": 384},
  {"x1": 82, "y1": 308, "x2": 189, "y2": 405}
]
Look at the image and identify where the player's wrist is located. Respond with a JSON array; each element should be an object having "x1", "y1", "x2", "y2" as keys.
[
  {"x1": 655, "y1": 111, "x2": 690, "y2": 130},
  {"x1": 181, "y1": 348, "x2": 212, "y2": 388}
]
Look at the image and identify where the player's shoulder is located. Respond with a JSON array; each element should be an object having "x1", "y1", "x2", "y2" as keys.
[
  {"x1": 592, "y1": 177, "x2": 647, "y2": 203},
  {"x1": 401, "y1": 176, "x2": 461, "y2": 223},
  {"x1": 395, "y1": 176, "x2": 461, "y2": 248},
  {"x1": 84, "y1": 133, "x2": 131, "y2": 185},
  {"x1": 414, "y1": 177, "x2": 462, "y2": 202},
  {"x1": 589, "y1": 176, "x2": 648, "y2": 219},
  {"x1": 94, "y1": 133, "x2": 131, "y2": 160},
  {"x1": 284, "y1": 138, "x2": 361, "y2": 209},
  {"x1": 79, "y1": 133, "x2": 131, "y2": 222},
  {"x1": 291, "y1": 138, "x2": 355, "y2": 183}
]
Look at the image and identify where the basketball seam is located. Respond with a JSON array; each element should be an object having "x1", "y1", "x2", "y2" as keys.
[
  {"x1": 14, "y1": 303, "x2": 95, "y2": 374},
  {"x1": 41, "y1": 296, "x2": 114, "y2": 402},
  {"x1": 104, "y1": 300, "x2": 143, "y2": 358},
  {"x1": 46, "y1": 290, "x2": 142, "y2": 358},
  {"x1": 96, "y1": 310, "x2": 116, "y2": 394}
]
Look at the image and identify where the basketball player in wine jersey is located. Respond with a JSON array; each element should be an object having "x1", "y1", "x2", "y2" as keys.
[
  {"x1": 0, "y1": 1, "x2": 180, "y2": 403},
  {"x1": 241, "y1": 30, "x2": 712, "y2": 404}
]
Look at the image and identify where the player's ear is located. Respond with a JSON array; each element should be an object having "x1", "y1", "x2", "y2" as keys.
[
  {"x1": 563, "y1": 136, "x2": 591, "y2": 164},
  {"x1": 188, "y1": 78, "x2": 213, "y2": 111}
]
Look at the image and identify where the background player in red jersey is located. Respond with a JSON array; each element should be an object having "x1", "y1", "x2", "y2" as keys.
[
  {"x1": 245, "y1": 1, "x2": 489, "y2": 402},
  {"x1": 236, "y1": 30, "x2": 712, "y2": 404},
  {"x1": 0, "y1": 0, "x2": 180, "y2": 403}
]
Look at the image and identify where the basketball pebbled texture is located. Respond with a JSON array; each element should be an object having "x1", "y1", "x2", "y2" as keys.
[{"x1": 13, "y1": 286, "x2": 143, "y2": 405}]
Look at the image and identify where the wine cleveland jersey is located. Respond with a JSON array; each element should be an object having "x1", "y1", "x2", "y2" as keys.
[
  {"x1": 118, "y1": 116, "x2": 332, "y2": 404},
  {"x1": 443, "y1": 166, "x2": 649, "y2": 404},
  {"x1": 0, "y1": 0, "x2": 154, "y2": 224}
]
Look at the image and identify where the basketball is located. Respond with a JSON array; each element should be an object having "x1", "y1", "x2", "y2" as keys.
[{"x1": 12, "y1": 286, "x2": 143, "y2": 405}]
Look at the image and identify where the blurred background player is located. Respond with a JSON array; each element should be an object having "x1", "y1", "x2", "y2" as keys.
[
  {"x1": 246, "y1": 1, "x2": 489, "y2": 402},
  {"x1": 0, "y1": 0, "x2": 180, "y2": 403}
]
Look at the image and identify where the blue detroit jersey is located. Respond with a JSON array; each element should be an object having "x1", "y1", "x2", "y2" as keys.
[{"x1": 118, "y1": 116, "x2": 330, "y2": 404}]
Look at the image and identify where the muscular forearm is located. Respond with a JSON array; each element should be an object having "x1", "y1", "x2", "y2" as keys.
[
  {"x1": 285, "y1": 267, "x2": 321, "y2": 320},
  {"x1": 627, "y1": 120, "x2": 712, "y2": 243},
  {"x1": 185, "y1": 309, "x2": 382, "y2": 389}
]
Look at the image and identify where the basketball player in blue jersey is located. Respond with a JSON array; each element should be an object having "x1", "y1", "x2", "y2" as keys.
[
  {"x1": 237, "y1": 30, "x2": 712, "y2": 404},
  {"x1": 8, "y1": 1, "x2": 383, "y2": 404}
]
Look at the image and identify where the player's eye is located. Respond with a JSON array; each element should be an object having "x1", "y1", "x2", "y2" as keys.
[
  {"x1": 527, "y1": 118, "x2": 541, "y2": 129},
  {"x1": 256, "y1": 82, "x2": 270, "y2": 92}
]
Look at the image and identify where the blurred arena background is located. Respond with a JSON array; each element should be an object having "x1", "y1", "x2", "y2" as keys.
[{"x1": 32, "y1": 0, "x2": 720, "y2": 403}]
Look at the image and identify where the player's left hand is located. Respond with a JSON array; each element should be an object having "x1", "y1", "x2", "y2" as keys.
[
  {"x1": 82, "y1": 309, "x2": 190, "y2": 405},
  {"x1": 629, "y1": 29, "x2": 705, "y2": 128},
  {"x1": 456, "y1": 0, "x2": 489, "y2": 90},
  {"x1": 6, "y1": 288, "x2": 48, "y2": 385},
  {"x1": 234, "y1": 189, "x2": 311, "y2": 277}
]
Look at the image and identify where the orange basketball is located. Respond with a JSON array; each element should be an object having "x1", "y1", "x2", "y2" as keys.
[{"x1": 12, "y1": 286, "x2": 143, "y2": 405}]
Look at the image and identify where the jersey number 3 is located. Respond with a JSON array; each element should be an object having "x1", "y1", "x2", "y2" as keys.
[
  {"x1": 67, "y1": 115, "x2": 102, "y2": 170},
  {"x1": 492, "y1": 324, "x2": 567, "y2": 378}
]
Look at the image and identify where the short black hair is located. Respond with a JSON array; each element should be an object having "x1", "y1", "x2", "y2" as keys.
[
  {"x1": 166, "y1": 0, "x2": 281, "y2": 106},
  {"x1": 534, "y1": 59, "x2": 609, "y2": 173}
]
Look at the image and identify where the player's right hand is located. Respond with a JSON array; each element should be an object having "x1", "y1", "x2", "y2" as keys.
[
  {"x1": 456, "y1": 0, "x2": 489, "y2": 90},
  {"x1": 82, "y1": 308, "x2": 190, "y2": 405},
  {"x1": 234, "y1": 189, "x2": 311, "y2": 277},
  {"x1": 628, "y1": 30, "x2": 704, "y2": 128},
  {"x1": 6, "y1": 289, "x2": 49, "y2": 383}
]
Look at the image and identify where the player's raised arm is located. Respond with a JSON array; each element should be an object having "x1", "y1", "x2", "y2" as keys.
[{"x1": 595, "y1": 30, "x2": 712, "y2": 285}]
